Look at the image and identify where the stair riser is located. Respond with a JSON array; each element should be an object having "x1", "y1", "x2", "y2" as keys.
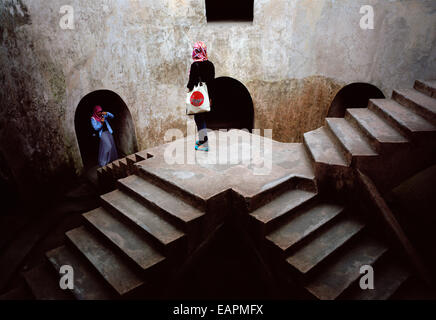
[
  {"x1": 305, "y1": 244, "x2": 388, "y2": 300},
  {"x1": 286, "y1": 223, "x2": 365, "y2": 282},
  {"x1": 99, "y1": 198, "x2": 188, "y2": 259},
  {"x1": 116, "y1": 180, "x2": 204, "y2": 234},
  {"x1": 392, "y1": 90, "x2": 436, "y2": 125},
  {"x1": 63, "y1": 237, "x2": 126, "y2": 297},
  {"x1": 344, "y1": 111, "x2": 384, "y2": 154},
  {"x1": 82, "y1": 217, "x2": 168, "y2": 278},
  {"x1": 325, "y1": 120, "x2": 377, "y2": 165},
  {"x1": 369, "y1": 99, "x2": 436, "y2": 143},
  {"x1": 414, "y1": 80, "x2": 436, "y2": 98},
  {"x1": 267, "y1": 208, "x2": 345, "y2": 258},
  {"x1": 368, "y1": 100, "x2": 417, "y2": 140},
  {"x1": 248, "y1": 195, "x2": 318, "y2": 243},
  {"x1": 247, "y1": 177, "x2": 317, "y2": 213},
  {"x1": 340, "y1": 253, "x2": 409, "y2": 300},
  {"x1": 136, "y1": 166, "x2": 207, "y2": 212}
]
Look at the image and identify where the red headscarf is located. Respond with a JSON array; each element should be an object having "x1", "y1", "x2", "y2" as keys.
[
  {"x1": 192, "y1": 41, "x2": 208, "y2": 62},
  {"x1": 92, "y1": 105, "x2": 103, "y2": 122}
]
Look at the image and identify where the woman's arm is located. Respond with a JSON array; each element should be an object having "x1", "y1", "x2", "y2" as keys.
[
  {"x1": 187, "y1": 63, "x2": 196, "y2": 92},
  {"x1": 105, "y1": 112, "x2": 114, "y2": 119},
  {"x1": 91, "y1": 118, "x2": 102, "y2": 131}
]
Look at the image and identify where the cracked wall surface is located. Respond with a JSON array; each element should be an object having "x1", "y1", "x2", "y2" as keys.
[{"x1": 0, "y1": 0, "x2": 435, "y2": 195}]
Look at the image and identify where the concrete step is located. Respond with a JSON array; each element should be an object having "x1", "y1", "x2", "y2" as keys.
[
  {"x1": 303, "y1": 126, "x2": 348, "y2": 167},
  {"x1": 119, "y1": 158, "x2": 129, "y2": 176},
  {"x1": 83, "y1": 207, "x2": 166, "y2": 272},
  {"x1": 266, "y1": 203, "x2": 344, "y2": 254},
  {"x1": 100, "y1": 189, "x2": 186, "y2": 254},
  {"x1": 326, "y1": 118, "x2": 378, "y2": 163},
  {"x1": 66, "y1": 226, "x2": 144, "y2": 296},
  {"x1": 414, "y1": 79, "x2": 436, "y2": 98},
  {"x1": 344, "y1": 256, "x2": 409, "y2": 300},
  {"x1": 393, "y1": 88, "x2": 436, "y2": 124},
  {"x1": 46, "y1": 245, "x2": 113, "y2": 300},
  {"x1": 345, "y1": 108, "x2": 408, "y2": 154},
  {"x1": 249, "y1": 189, "x2": 317, "y2": 237},
  {"x1": 305, "y1": 234, "x2": 388, "y2": 300},
  {"x1": 286, "y1": 216, "x2": 365, "y2": 274},
  {"x1": 369, "y1": 99, "x2": 436, "y2": 139},
  {"x1": 118, "y1": 175, "x2": 205, "y2": 229},
  {"x1": 22, "y1": 262, "x2": 73, "y2": 300}
]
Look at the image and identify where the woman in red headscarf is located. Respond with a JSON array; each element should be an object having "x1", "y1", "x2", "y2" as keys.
[
  {"x1": 91, "y1": 105, "x2": 118, "y2": 167},
  {"x1": 187, "y1": 41, "x2": 215, "y2": 152}
]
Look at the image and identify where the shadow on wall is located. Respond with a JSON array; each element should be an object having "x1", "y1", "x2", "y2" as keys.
[
  {"x1": 206, "y1": 77, "x2": 254, "y2": 132},
  {"x1": 74, "y1": 90, "x2": 138, "y2": 169},
  {"x1": 328, "y1": 83, "x2": 385, "y2": 118}
]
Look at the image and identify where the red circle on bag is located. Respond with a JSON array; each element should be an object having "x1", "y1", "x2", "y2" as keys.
[{"x1": 190, "y1": 91, "x2": 204, "y2": 107}]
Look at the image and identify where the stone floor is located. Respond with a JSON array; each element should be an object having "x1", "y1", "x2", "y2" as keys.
[{"x1": 137, "y1": 129, "x2": 315, "y2": 202}]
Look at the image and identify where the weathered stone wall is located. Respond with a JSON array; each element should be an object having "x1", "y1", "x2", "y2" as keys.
[{"x1": 0, "y1": 0, "x2": 435, "y2": 195}]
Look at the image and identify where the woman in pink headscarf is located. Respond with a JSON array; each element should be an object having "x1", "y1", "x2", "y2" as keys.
[
  {"x1": 91, "y1": 105, "x2": 118, "y2": 167},
  {"x1": 187, "y1": 41, "x2": 215, "y2": 152}
]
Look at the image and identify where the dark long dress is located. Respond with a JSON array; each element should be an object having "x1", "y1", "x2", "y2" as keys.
[
  {"x1": 98, "y1": 123, "x2": 118, "y2": 167},
  {"x1": 187, "y1": 60, "x2": 215, "y2": 146}
]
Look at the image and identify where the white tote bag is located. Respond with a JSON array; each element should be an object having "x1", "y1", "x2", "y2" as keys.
[
  {"x1": 186, "y1": 82, "x2": 210, "y2": 115},
  {"x1": 186, "y1": 63, "x2": 210, "y2": 115}
]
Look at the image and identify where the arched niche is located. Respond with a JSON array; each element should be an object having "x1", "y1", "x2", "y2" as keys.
[
  {"x1": 328, "y1": 83, "x2": 385, "y2": 118},
  {"x1": 74, "y1": 90, "x2": 138, "y2": 169},
  {"x1": 205, "y1": 76, "x2": 254, "y2": 132}
]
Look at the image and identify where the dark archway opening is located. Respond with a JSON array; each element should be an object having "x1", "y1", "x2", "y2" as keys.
[
  {"x1": 74, "y1": 90, "x2": 138, "y2": 169},
  {"x1": 206, "y1": 77, "x2": 254, "y2": 132},
  {"x1": 205, "y1": 0, "x2": 254, "y2": 22},
  {"x1": 328, "y1": 83, "x2": 385, "y2": 118}
]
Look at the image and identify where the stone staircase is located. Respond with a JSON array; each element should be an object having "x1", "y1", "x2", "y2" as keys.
[
  {"x1": 7, "y1": 79, "x2": 436, "y2": 300},
  {"x1": 246, "y1": 79, "x2": 436, "y2": 300},
  {"x1": 96, "y1": 150, "x2": 151, "y2": 191}
]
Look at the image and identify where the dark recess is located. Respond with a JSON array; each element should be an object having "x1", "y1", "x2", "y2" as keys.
[
  {"x1": 74, "y1": 90, "x2": 138, "y2": 169},
  {"x1": 206, "y1": 0, "x2": 254, "y2": 22},
  {"x1": 328, "y1": 83, "x2": 385, "y2": 118},
  {"x1": 205, "y1": 76, "x2": 254, "y2": 132}
]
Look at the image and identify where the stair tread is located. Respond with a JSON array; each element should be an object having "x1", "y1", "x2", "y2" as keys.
[
  {"x1": 66, "y1": 226, "x2": 144, "y2": 296},
  {"x1": 286, "y1": 216, "x2": 365, "y2": 274},
  {"x1": 101, "y1": 190, "x2": 185, "y2": 246},
  {"x1": 46, "y1": 245, "x2": 112, "y2": 300},
  {"x1": 250, "y1": 189, "x2": 317, "y2": 225},
  {"x1": 266, "y1": 203, "x2": 344, "y2": 252},
  {"x1": 346, "y1": 109, "x2": 408, "y2": 144},
  {"x1": 395, "y1": 88, "x2": 436, "y2": 115},
  {"x1": 83, "y1": 207, "x2": 166, "y2": 270},
  {"x1": 119, "y1": 175, "x2": 204, "y2": 224},
  {"x1": 303, "y1": 127, "x2": 348, "y2": 166},
  {"x1": 415, "y1": 79, "x2": 436, "y2": 97},
  {"x1": 22, "y1": 262, "x2": 73, "y2": 300},
  {"x1": 370, "y1": 99, "x2": 436, "y2": 132},
  {"x1": 345, "y1": 258, "x2": 409, "y2": 300},
  {"x1": 305, "y1": 235, "x2": 388, "y2": 300},
  {"x1": 326, "y1": 118, "x2": 377, "y2": 157}
]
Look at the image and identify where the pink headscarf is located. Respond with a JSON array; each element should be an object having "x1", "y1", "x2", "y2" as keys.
[
  {"x1": 192, "y1": 41, "x2": 208, "y2": 62},
  {"x1": 92, "y1": 105, "x2": 103, "y2": 122}
]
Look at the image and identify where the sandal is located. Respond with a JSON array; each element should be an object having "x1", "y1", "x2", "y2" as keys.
[{"x1": 195, "y1": 144, "x2": 209, "y2": 152}]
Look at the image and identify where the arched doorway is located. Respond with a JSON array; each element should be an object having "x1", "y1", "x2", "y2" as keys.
[
  {"x1": 206, "y1": 77, "x2": 254, "y2": 131},
  {"x1": 75, "y1": 90, "x2": 138, "y2": 169},
  {"x1": 328, "y1": 83, "x2": 385, "y2": 118}
]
